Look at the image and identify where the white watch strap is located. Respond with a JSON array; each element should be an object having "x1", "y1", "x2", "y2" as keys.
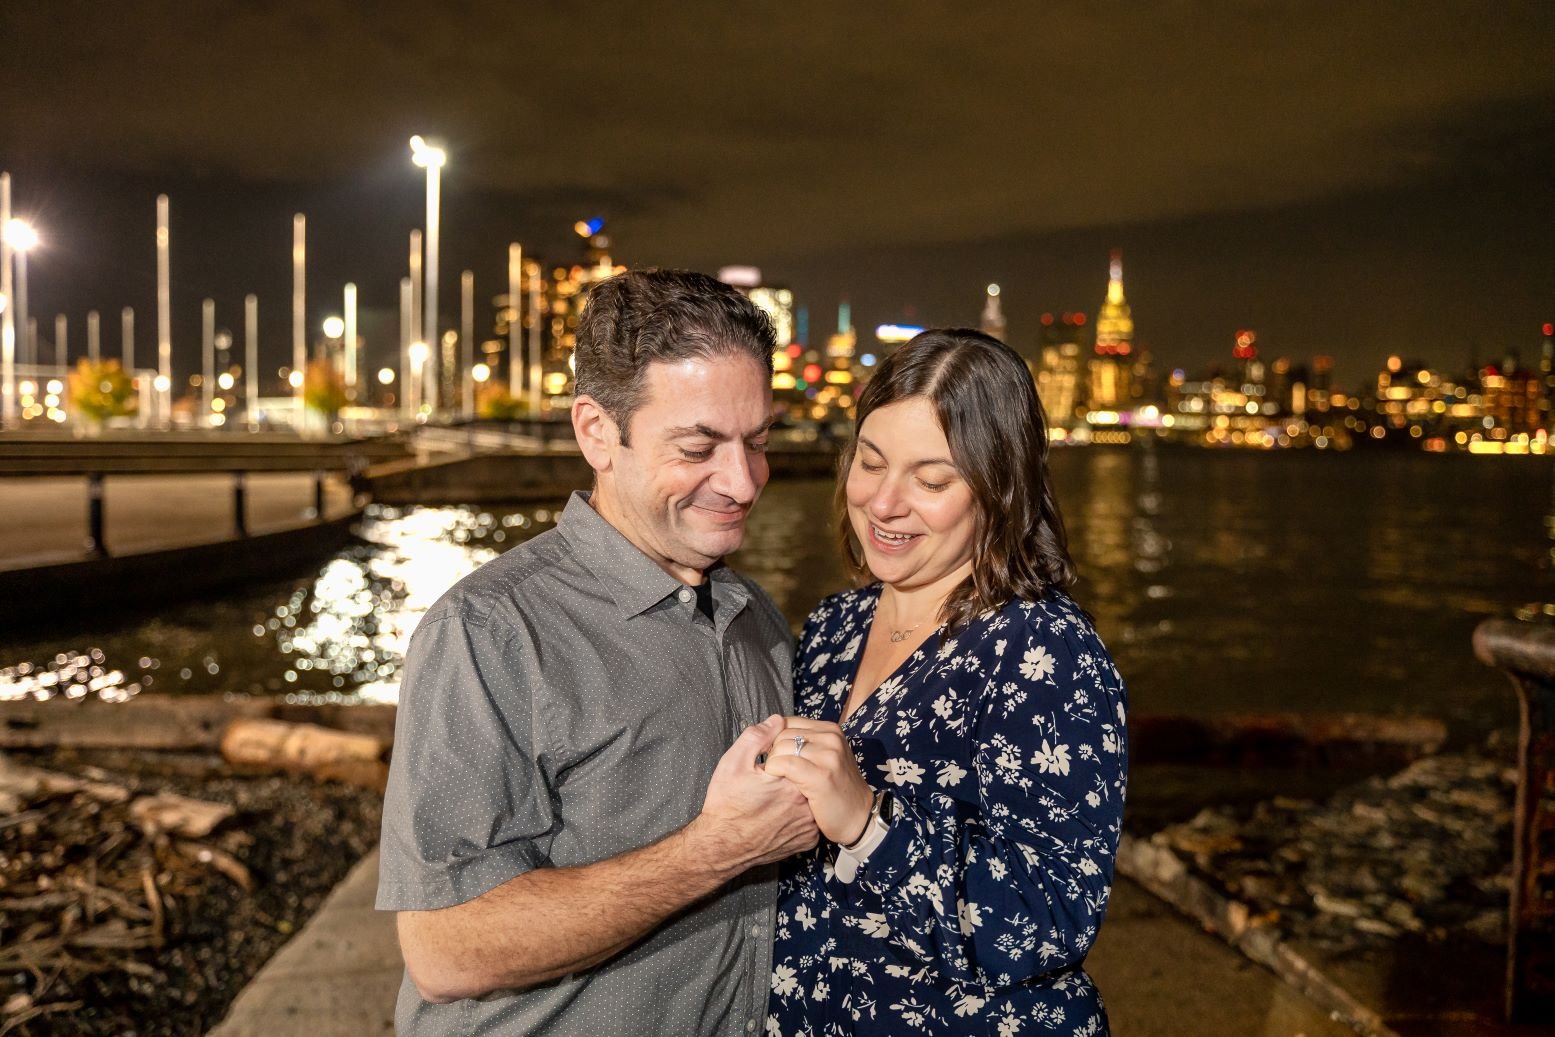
[{"x1": 833, "y1": 802, "x2": 892, "y2": 884}]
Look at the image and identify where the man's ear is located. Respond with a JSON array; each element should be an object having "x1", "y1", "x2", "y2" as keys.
[{"x1": 572, "y1": 395, "x2": 619, "y2": 474}]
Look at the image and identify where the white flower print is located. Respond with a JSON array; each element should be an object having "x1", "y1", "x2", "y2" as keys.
[
  {"x1": 954, "y1": 993, "x2": 987, "y2": 1017},
  {"x1": 958, "y1": 898, "x2": 985, "y2": 936},
  {"x1": 770, "y1": 589, "x2": 1125, "y2": 1037},
  {"x1": 1019, "y1": 645, "x2": 1056, "y2": 682},
  {"x1": 879, "y1": 758, "x2": 925, "y2": 786},
  {"x1": 772, "y1": 963, "x2": 799, "y2": 997},
  {"x1": 808, "y1": 651, "x2": 832, "y2": 673},
  {"x1": 1033, "y1": 739, "x2": 1071, "y2": 776}
]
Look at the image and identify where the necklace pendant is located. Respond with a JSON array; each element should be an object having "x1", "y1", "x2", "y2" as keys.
[{"x1": 890, "y1": 630, "x2": 906, "y2": 642}]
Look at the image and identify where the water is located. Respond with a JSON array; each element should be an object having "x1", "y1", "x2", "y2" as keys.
[{"x1": 3, "y1": 450, "x2": 1549, "y2": 742}]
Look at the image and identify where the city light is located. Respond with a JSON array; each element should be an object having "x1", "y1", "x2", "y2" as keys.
[
  {"x1": 217, "y1": 372, "x2": 235, "y2": 390},
  {"x1": 322, "y1": 316, "x2": 345, "y2": 339},
  {"x1": 471, "y1": 363, "x2": 490, "y2": 383},
  {"x1": 288, "y1": 370, "x2": 303, "y2": 388},
  {"x1": 875, "y1": 324, "x2": 924, "y2": 343},
  {"x1": 408, "y1": 135, "x2": 446, "y2": 169},
  {"x1": 377, "y1": 367, "x2": 395, "y2": 385}
]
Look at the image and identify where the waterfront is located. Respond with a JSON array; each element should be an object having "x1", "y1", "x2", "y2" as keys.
[{"x1": 2, "y1": 448, "x2": 1549, "y2": 743}]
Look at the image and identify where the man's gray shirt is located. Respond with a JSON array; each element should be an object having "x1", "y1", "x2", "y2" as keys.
[{"x1": 378, "y1": 492, "x2": 794, "y2": 1036}]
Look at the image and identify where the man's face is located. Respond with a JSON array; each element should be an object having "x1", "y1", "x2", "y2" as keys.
[{"x1": 593, "y1": 354, "x2": 773, "y2": 581}]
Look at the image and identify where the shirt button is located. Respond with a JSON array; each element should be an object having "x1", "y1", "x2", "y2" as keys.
[
  {"x1": 748, "y1": 924, "x2": 762, "y2": 938},
  {"x1": 677, "y1": 588, "x2": 693, "y2": 603},
  {"x1": 745, "y1": 1021, "x2": 757, "y2": 1033}
]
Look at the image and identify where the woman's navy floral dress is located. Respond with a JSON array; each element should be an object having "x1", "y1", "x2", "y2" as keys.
[{"x1": 767, "y1": 584, "x2": 1127, "y2": 1036}]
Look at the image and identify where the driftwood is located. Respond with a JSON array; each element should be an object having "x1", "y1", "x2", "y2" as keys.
[
  {"x1": 0, "y1": 752, "x2": 252, "y2": 1030},
  {"x1": 0, "y1": 694, "x2": 396, "y2": 751},
  {"x1": 219, "y1": 718, "x2": 389, "y2": 792}
]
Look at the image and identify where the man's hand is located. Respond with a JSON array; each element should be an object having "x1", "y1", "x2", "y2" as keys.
[
  {"x1": 762, "y1": 718, "x2": 875, "y2": 846},
  {"x1": 683, "y1": 715, "x2": 819, "y2": 872}
]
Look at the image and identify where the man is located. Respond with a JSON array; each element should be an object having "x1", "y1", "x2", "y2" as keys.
[{"x1": 377, "y1": 269, "x2": 817, "y2": 1035}]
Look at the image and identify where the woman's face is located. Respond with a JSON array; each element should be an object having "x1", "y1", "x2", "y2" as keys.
[{"x1": 845, "y1": 396, "x2": 978, "y2": 595}]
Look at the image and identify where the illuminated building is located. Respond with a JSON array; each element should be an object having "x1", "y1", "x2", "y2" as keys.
[
  {"x1": 718, "y1": 266, "x2": 795, "y2": 348},
  {"x1": 1036, "y1": 311, "x2": 1085, "y2": 429},
  {"x1": 980, "y1": 284, "x2": 1006, "y2": 341},
  {"x1": 487, "y1": 219, "x2": 628, "y2": 411},
  {"x1": 1087, "y1": 250, "x2": 1134, "y2": 412}
]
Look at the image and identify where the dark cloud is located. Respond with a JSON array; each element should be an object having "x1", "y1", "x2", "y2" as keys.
[{"x1": 1, "y1": 0, "x2": 1552, "y2": 384}]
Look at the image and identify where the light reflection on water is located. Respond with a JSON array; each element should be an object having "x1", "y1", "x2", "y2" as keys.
[{"x1": 1, "y1": 451, "x2": 1549, "y2": 741}]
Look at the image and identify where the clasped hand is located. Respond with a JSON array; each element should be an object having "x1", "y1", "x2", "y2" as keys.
[{"x1": 762, "y1": 717, "x2": 875, "y2": 846}]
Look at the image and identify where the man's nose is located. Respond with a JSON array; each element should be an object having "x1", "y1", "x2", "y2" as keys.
[{"x1": 710, "y1": 446, "x2": 760, "y2": 503}]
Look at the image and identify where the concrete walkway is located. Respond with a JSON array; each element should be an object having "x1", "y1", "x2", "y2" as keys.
[
  {"x1": 211, "y1": 849, "x2": 1352, "y2": 1037},
  {"x1": 0, "y1": 473, "x2": 355, "y2": 570}
]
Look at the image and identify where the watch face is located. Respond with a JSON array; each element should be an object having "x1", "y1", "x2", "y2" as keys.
[{"x1": 879, "y1": 789, "x2": 896, "y2": 822}]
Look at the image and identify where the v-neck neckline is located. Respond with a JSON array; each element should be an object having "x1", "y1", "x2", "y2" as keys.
[{"x1": 840, "y1": 585, "x2": 943, "y2": 728}]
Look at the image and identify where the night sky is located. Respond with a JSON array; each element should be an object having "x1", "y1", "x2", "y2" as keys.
[{"x1": 2, "y1": 1, "x2": 1552, "y2": 388}]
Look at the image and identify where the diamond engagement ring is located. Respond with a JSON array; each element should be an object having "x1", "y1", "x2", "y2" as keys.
[{"x1": 792, "y1": 735, "x2": 806, "y2": 758}]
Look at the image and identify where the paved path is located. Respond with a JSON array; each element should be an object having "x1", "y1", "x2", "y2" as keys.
[
  {"x1": 212, "y1": 849, "x2": 1352, "y2": 1037},
  {"x1": 0, "y1": 474, "x2": 355, "y2": 570}
]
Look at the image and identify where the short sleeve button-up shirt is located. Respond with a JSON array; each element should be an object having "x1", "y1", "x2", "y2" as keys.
[{"x1": 378, "y1": 491, "x2": 794, "y2": 1036}]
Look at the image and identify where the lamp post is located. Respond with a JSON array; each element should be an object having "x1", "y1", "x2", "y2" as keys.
[
  {"x1": 292, "y1": 213, "x2": 306, "y2": 425},
  {"x1": 245, "y1": 294, "x2": 258, "y2": 430},
  {"x1": 87, "y1": 310, "x2": 100, "y2": 362},
  {"x1": 461, "y1": 269, "x2": 474, "y2": 418},
  {"x1": 155, "y1": 195, "x2": 171, "y2": 425},
  {"x1": 5, "y1": 218, "x2": 37, "y2": 376},
  {"x1": 410, "y1": 135, "x2": 445, "y2": 414},
  {"x1": 507, "y1": 244, "x2": 521, "y2": 398},
  {"x1": 54, "y1": 314, "x2": 66, "y2": 368},
  {"x1": 1, "y1": 173, "x2": 12, "y2": 424},
  {"x1": 399, "y1": 276, "x2": 413, "y2": 419},
  {"x1": 408, "y1": 230, "x2": 421, "y2": 414},
  {"x1": 202, "y1": 298, "x2": 215, "y2": 421},
  {"x1": 408, "y1": 340, "x2": 429, "y2": 418},
  {"x1": 343, "y1": 282, "x2": 357, "y2": 399}
]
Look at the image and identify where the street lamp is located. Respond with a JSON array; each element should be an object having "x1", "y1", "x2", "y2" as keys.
[
  {"x1": 410, "y1": 135, "x2": 445, "y2": 413},
  {"x1": 322, "y1": 315, "x2": 345, "y2": 340}
]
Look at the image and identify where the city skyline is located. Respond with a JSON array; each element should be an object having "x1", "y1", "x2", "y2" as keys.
[{"x1": 1, "y1": 2, "x2": 1551, "y2": 386}]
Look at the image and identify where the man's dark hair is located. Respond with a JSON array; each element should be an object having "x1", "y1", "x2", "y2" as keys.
[
  {"x1": 836, "y1": 328, "x2": 1077, "y2": 634},
  {"x1": 574, "y1": 269, "x2": 776, "y2": 444}
]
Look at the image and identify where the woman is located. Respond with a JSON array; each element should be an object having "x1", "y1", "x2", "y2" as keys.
[{"x1": 763, "y1": 329, "x2": 1127, "y2": 1036}]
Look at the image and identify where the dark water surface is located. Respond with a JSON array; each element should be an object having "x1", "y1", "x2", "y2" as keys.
[{"x1": 3, "y1": 449, "x2": 1549, "y2": 743}]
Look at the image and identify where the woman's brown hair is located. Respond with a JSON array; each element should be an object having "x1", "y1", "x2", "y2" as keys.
[{"x1": 836, "y1": 328, "x2": 1076, "y2": 633}]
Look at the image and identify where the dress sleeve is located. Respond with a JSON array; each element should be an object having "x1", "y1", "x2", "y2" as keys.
[
  {"x1": 838, "y1": 601, "x2": 1128, "y2": 990},
  {"x1": 375, "y1": 598, "x2": 558, "y2": 911}
]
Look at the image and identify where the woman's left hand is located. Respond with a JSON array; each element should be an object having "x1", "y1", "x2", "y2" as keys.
[{"x1": 763, "y1": 718, "x2": 876, "y2": 846}]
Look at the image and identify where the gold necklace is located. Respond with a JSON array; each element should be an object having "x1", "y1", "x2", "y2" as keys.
[{"x1": 888, "y1": 621, "x2": 924, "y2": 643}]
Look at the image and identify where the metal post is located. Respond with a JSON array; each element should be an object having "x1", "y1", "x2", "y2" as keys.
[
  {"x1": 87, "y1": 309, "x2": 100, "y2": 362},
  {"x1": 1473, "y1": 618, "x2": 1555, "y2": 1023},
  {"x1": 423, "y1": 163, "x2": 440, "y2": 413},
  {"x1": 508, "y1": 243, "x2": 521, "y2": 398},
  {"x1": 232, "y1": 472, "x2": 248, "y2": 537},
  {"x1": 121, "y1": 307, "x2": 133, "y2": 370},
  {"x1": 156, "y1": 194, "x2": 171, "y2": 425},
  {"x1": 54, "y1": 313, "x2": 66, "y2": 368},
  {"x1": 528, "y1": 261, "x2": 542, "y2": 416},
  {"x1": 1, "y1": 171, "x2": 13, "y2": 425},
  {"x1": 85, "y1": 473, "x2": 107, "y2": 558},
  {"x1": 244, "y1": 294, "x2": 258, "y2": 429},
  {"x1": 399, "y1": 276, "x2": 413, "y2": 419},
  {"x1": 343, "y1": 282, "x2": 358, "y2": 399},
  {"x1": 292, "y1": 214, "x2": 306, "y2": 422},
  {"x1": 461, "y1": 269, "x2": 474, "y2": 418},
  {"x1": 409, "y1": 230, "x2": 422, "y2": 414},
  {"x1": 201, "y1": 298, "x2": 215, "y2": 422}
]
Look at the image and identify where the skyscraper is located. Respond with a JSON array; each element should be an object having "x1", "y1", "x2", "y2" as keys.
[
  {"x1": 1088, "y1": 250, "x2": 1134, "y2": 411},
  {"x1": 980, "y1": 284, "x2": 1006, "y2": 341}
]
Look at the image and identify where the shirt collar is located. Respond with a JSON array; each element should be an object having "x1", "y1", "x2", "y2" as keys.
[{"x1": 556, "y1": 490, "x2": 700, "y2": 620}]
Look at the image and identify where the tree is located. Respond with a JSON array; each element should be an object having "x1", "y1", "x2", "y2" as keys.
[
  {"x1": 67, "y1": 358, "x2": 138, "y2": 423},
  {"x1": 303, "y1": 359, "x2": 348, "y2": 417}
]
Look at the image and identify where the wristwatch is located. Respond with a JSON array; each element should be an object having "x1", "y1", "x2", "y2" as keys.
[{"x1": 834, "y1": 789, "x2": 895, "y2": 884}]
